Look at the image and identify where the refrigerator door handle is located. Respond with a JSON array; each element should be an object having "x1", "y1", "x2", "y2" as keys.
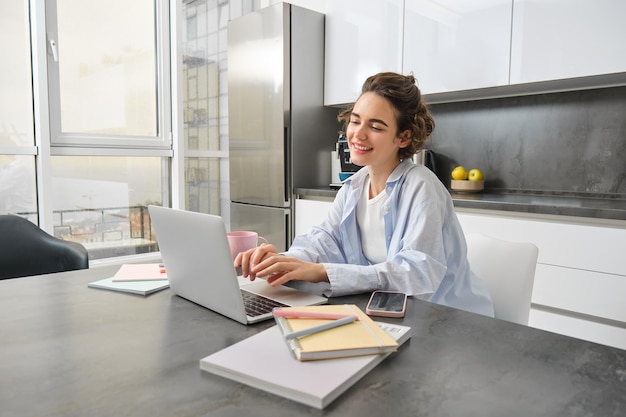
[
  {"x1": 283, "y1": 209, "x2": 292, "y2": 250},
  {"x1": 283, "y1": 126, "x2": 291, "y2": 204}
]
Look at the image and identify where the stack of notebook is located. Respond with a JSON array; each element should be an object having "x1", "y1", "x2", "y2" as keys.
[
  {"x1": 200, "y1": 304, "x2": 411, "y2": 409},
  {"x1": 88, "y1": 263, "x2": 169, "y2": 296},
  {"x1": 273, "y1": 304, "x2": 401, "y2": 361}
]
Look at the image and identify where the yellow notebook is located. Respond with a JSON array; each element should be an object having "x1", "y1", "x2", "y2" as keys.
[{"x1": 273, "y1": 304, "x2": 399, "y2": 361}]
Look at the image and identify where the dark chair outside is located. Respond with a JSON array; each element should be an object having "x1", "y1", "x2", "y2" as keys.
[{"x1": 0, "y1": 214, "x2": 89, "y2": 280}]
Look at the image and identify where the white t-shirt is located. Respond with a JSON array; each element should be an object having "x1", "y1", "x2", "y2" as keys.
[{"x1": 357, "y1": 179, "x2": 387, "y2": 264}]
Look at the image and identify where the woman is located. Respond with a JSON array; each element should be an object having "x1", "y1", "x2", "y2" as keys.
[{"x1": 235, "y1": 72, "x2": 494, "y2": 316}]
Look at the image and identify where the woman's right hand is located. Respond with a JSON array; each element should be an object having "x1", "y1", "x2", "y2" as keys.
[{"x1": 233, "y1": 243, "x2": 279, "y2": 281}]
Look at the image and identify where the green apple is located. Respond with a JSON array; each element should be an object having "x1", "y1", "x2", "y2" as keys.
[{"x1": 468, "y1": 168, "x2": 484, "y2": 181}]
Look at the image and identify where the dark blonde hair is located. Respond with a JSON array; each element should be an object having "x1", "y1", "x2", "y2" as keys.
[{"x1": 338, "y1": 72, "x2": 435, "y2": 160}]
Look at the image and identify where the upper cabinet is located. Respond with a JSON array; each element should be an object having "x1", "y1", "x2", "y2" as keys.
[
  {"x1": 323, "y1": 0, "x2": 404, "y2": 106},
  {"x1": 510, "y1": 0, "x2": 626, "y2": 84},
  {"x1": 323, "y1": 0, "x2": 626, "y2": 105},
  {"x1": 403, "y1": 0, "x2": 512, "y2": 95}
]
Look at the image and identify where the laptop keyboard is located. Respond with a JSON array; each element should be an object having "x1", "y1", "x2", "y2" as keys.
[{"x1": 241, "y1": 289, "x2": 288, "y2": 317}]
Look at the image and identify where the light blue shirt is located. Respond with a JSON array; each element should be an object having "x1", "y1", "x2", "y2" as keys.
[{"x1": 286, "y1": 159, "x2": 494, "y2": 317}]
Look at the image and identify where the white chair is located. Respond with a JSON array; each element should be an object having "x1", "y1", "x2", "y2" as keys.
[{"x1": 465, "y1": 233, "x2": 539, "y2": 325}]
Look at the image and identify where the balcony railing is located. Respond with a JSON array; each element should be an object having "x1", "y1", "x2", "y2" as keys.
[{"x1": 52, "y1": 205, "x2": 158, "y2": 260}]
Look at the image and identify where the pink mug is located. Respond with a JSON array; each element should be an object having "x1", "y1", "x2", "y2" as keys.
[{"x1": 226, "y1": 231, "x2": 268, "y2": 259}]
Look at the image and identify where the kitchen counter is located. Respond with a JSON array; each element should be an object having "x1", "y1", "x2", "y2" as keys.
[{"x1": 295, "y1": 187, "x2": 626, "y2": 221}]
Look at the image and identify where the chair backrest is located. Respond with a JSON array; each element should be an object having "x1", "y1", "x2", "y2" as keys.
[
  {"x1": 465, "y1": 233, "x2": 539, "y2": 325},
  {"x1": 0, "y1": 214, "x2": 89, "y2": 280}
]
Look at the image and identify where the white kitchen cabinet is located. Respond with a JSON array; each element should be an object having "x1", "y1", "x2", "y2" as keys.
[
  {"x1": 403, "y1": 0, "x2": 512, "y2": 94},
  {"x1": 455, "y1": 210, "x2": 626, "y2": 276},
  {"x1": 510, "y1": 0, "x2": 626, "y2": 84},
  {"x1": 532, "y1": 264, "x2": 626, "y2": 323},
  {"x1": 323, "y1": 0, "x2": 404, "y2": 106},
  {"x1": 456, "y1": 208, "x2": 626, "y2": 350},
  {"x1": 529, "y1": 309, "x2": 626, "y2": 351}
]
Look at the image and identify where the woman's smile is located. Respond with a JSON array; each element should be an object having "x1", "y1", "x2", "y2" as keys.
[{"x1": 351, "y1": 142, "x2": 373, "y2": 154}]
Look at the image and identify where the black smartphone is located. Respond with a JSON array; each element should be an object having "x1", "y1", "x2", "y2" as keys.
[{"x1": 365, "y1": 290, "x2": 407, "y2": 318}]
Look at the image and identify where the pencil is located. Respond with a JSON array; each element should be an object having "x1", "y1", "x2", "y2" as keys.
[
  {"x1": 283, "y1": 315, "x2": 356, "y2": 340},
  {"x1": 273, "y1": 309, "x2": 360, "y2": 321}
]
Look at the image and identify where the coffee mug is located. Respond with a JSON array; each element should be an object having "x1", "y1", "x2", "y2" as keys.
[{"x1": 226, "y1": 231, "x2": 268, "y2": 259}]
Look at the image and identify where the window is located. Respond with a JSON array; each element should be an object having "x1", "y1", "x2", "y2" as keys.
[
  {"x1": 0, "y1": 1, "x2": 37, "y2": 219},
  {"x1": 46, "y1": 0, "x2": 169, "y2": 148},
  {"x1": 56, "y1": 3, "x2": 157, "y2": 138},
  {"x1": 1, "y1": 0, "x2": 248, "y2": 262},
  {"x1": 0, "y1": 0, "x2": 173, "y2": 259},
  {"x1": 0, "y1": 1, "x2": 34, "y2": 147},
  {"x1": 40, "y1": 0, "x2": 171, "y2": 259}
]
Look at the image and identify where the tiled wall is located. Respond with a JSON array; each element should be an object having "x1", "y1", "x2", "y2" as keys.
[{"x1": 428, "y1": 86, "x2": 626, "y2": 196}]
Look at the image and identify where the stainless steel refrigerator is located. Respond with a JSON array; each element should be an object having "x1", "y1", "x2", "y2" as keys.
[{"x1": 228, "y1": 3, "x2": 338, "y2": 251}]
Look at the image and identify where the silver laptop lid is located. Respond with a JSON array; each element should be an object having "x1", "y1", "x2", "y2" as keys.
[{"x1": 148, "y1": 205, "x2": 249, "y2": 324}]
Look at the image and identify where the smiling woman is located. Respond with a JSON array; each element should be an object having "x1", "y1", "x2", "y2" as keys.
[{"x1": 235, "y1": 72, "x2": 495, "y2": 318}]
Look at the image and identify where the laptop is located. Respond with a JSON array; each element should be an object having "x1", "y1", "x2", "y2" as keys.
[{"x1": 148, "y1": 205, "x2": 327, "y2": 324}]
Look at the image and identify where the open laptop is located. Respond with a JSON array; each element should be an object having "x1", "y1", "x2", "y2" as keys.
[{"x1": 148, "y1": 205, "x2": 327, "y2": 324}]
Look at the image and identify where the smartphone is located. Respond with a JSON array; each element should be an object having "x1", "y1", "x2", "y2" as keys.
[{"x1": 366, "y1": 290, "x2": 407, "y2": 318}]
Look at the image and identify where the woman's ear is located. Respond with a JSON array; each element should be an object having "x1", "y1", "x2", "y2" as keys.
[{"x1": 397, "y1": 130, "x2": 412, "y2": 148}]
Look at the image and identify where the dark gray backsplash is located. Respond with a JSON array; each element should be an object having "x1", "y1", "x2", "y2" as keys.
[{"x1": 427, "y1": 86, "x2": 626, "y2": 196}]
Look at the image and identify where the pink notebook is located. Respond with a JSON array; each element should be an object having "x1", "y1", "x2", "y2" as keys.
[{"x1": 111, "y1": 263, "x2": 168, "y2": 282}]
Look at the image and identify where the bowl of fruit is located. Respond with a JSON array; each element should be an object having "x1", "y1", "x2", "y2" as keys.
[{"x1": 450, "y1": 166, "x2": 484, "y2": 192}]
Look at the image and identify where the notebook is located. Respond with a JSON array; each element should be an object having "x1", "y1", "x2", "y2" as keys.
[
  {"x1": 273, "y1": 304, "x2": 399, "y2": 361},
  {"x1": 111, "y1": 263, "x2": 168, "y2": 282},
  {"x1": 200, "y1": 322, "x2": 411, "y2": 409},
  {"x1": 147, "y1": 205, "x2": 327, "y2": 324},
  {"x1": 88, "y1": 277, "x2": 169, "y2": 296}
]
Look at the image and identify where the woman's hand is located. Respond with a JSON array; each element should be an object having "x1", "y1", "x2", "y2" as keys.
[
  {"x1": 234, "y1": 243, "x2": 279, "y2": 281},
  {"x1": 234, "y1": 244, "x2": 329, "y2": 286},
  {"x1": 250, "y1": 255, "x2": 329, "y2": 287}
]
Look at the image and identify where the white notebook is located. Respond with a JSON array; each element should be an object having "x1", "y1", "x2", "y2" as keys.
[
  {"x1": 199, "y1": 322, "x2": 411, "y2": 409},
  {"x1": 88, "y1": 277, "x2": 169, "y2": 296}
]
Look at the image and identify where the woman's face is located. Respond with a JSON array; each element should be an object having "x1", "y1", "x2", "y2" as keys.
[{"x1": 346, "y1": 92, "x2": 409, "y2": 173}]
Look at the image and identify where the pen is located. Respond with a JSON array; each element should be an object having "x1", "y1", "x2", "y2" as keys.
[
  {"x1": 273, "y1": 309, "x2": 360, "y2": 321},
  {"x1": 283, "y1": 315, "x2": 356, "y2": 340}
]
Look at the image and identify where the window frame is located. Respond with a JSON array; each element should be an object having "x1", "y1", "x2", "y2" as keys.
[{"x1": 43, "y1": 0, "x2": 172, "y2": 150}]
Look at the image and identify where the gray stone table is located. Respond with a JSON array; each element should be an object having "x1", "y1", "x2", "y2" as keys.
[{"x1": 1, "y1": 265, "x2": 624, "y2": 416}]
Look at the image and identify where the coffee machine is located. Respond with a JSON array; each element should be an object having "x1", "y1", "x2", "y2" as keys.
[
  {"x1": 329, "y1": 132, "x2": 361, "y2": 186},
  {"x1": 337, "y1": 132, "x2": 360, "y2": 173}
]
